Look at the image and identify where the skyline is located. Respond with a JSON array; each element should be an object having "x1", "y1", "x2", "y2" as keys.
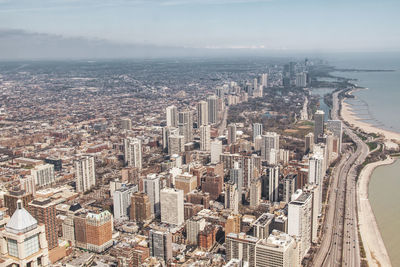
[{"x1": 1, "y1": 0, "x2": 400, "y2": 59}]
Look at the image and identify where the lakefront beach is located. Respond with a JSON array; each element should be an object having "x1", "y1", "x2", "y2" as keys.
[
  {"x1": 341, "y1": 94, "x2": 400, "y2": 142},
  {"x1": 340, "y1": 89, "x2": 398, "y2": 267},
  {"x1": 356, "y1": 157, "x2": 394, "y2": 267}
]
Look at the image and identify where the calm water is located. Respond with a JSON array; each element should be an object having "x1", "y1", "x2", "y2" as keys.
[
  {"x1": 369, "y1": 159, "x2": 400, "y2": 267},
  {"x1": 325, "y1": 53, "x2": 400, "y2": 265},
  {"x1": 328, "y1": 53, "x2": 400, "y2": 133}
]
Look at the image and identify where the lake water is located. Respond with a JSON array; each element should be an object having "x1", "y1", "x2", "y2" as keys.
[
  {"x1": 324, "y1": 53, "x2": 400, "y2": 266},
  {"x1": 368, "y1": 159, "x2": 400, "y2": 267}
]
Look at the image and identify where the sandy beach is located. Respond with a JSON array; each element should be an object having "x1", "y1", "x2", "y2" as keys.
[
  {"x1": 341, "y1": 97, "x2": 400, "y2": 143},
  {"x1": 357, "y1": 157, "x2": 395, "y2": 267}
]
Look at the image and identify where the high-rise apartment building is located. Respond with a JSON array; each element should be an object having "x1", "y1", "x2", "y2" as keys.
[
  {"x1": 252, "y1": 213, "x2": 274, "y2": 240},
  {"x1": 130, "y1": 192, "x2": 153, "y2": 223},
  {"x1": 225, "y1": 182, "x2": 239, "y2": 214},
  {"x1": 143, "y1": 174, "x2": 160, "y2": 216},
  {"x1": 178, "y1": 110, "x2": 193, "y2": 144},
  {"x1": 149, "y1": 229, "x2": 172, "y2": 263},
  {"x1": 226, "y1": 232, "x2": 258, "y2": 267},
  {"x1": 327, "y1": 120, "x2": 343, "y2": 151},
  {"x1": 123, "y1": 137, "x2": 142, "y2": 169},
  {"x1": 255, "y1": 230, "x2": 299, "y2": 267},
  {"x1": 253, "y1": 123, "x2": 263, "y2": 142},
  {"x1": 305, "y1": 132, "x2": 314, "y2": 153},
  {"x1": 314, "y1": 110, "x2": 325, "y2": 143},
  {"x1": 295, "y1": 72, "x2": 307, "y2": 87},
  {"x1": 75, "y1": 155, "x2": 96, "y2": 193},
  {"x1": 267, "y1": 166, "x2": 280, "y2": 203},
  {"x1": 288, "y1": 190, "x2": 312, "y2": 260},
  {"x1": 186, "y1": 216, "x2": 206, "y2": 245},
  {"x1": 28, "y1": 197, "x2": 58, "y2": 250},
  {"x1": 113, "y1": 185, "x2": 138, "y2": 220},
  {"x1": 166, "y1": 105, "x2": 178, "y2": 127},
  {"x1": 207, "y1": 95, "x2": 218, "y2": 124},
  {"x1": 31, "y1": 164, "x2": 55, "y2": 187},
  {"x1": 211, "y1": 139, "x2": 222, "y2": 164},
  {"x1": 228, "y1": 124, "x2": 237, "y2": 145},
  {"x1": 168, "y1": 134, "x2": 185, "y2": 155},
  {"x1": 200, "y1": 125, "x2": 211, "y2": 151},
  {"x1": 197, "y1": 100, "x2": 208, "y2": 126},
  {"x1": 175, "y1": 173, "x2": 197, "y2": 195},
  {"x1": 4, "y1": 188, "x2": 33, "y2": 216},
  {"x1": 230, "y1": 161, "x2": 243, "y2": 198},
  {"x1": 85, "y1": 210, "x2": 113, "y2": 253},
  {"x1": 249, "y1": 178, "x2": 262, "y2": 208},
  {"x1": 261, "y1": 132, "x2": 280, "y2": 164},
  {"x1": 160, "y1": 188, "x2": 184, "y2": 226}
]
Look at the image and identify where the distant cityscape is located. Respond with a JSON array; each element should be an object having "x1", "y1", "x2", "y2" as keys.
[{"x1": 0, "y1": 57, "x2": 389, "y2": 267}]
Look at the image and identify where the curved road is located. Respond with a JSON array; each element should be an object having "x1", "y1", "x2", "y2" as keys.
[{"x1": 312, "y1": 90, "x2": 369, "y2": 267}]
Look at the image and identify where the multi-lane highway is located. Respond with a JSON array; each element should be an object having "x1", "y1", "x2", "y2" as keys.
[{"x1": 312, "y1": 90, "x2": 369, "y2": 266}]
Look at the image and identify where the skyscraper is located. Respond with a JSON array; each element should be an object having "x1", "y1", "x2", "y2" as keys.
[
  {"x1": 149, "y1": 229, "x2": 172, "y2": 263},
  {"x1": 186, "y1": 216, "x2": 206, "y2": 245},
  {"x1": 178, "y1": 110, "x2": 193, "y2": 144},
  {"x1": 261, "y1": 132, "x2": 280, "y2": 163},
  {"x1": 288, "y1": 190, "x2": 312, "y2": 260},
  {"x1": 327, "y1": 120, "x2": 343, "y2": 152},
  {"x1": 207, "y1": 95, "x2": 218, "y2": 124},
  {"x1": 253, "y1": 123, "x2": 263, "y2": 142},
  {"x1": 267, "y1": 166, "x2": 280, "y2": 203},
  {"x1": 123, "y1": 137, "x2": 142, "y2": 169},
  {"x1": 4, "y1": 188, "x2": 33, "y2": 216},
  {"x1": 31, "y1": 164, "x2": 55, "y2": 187},
  {"x1": 197, "y1": 100, "x2": 208, "y2": 126},
  {"x1": 210, "y1": 139, "x2": 222, "y2": 164},
  {"x1": 249, "y1": 178, "x2": 262, "y2": 208},
  {"x1": 160, "y1": 187, "x2": 184, "y2": 226},
  {"x1": 143, "y1": 174, "x2": 160, "y2": 216},
  {"x1": 75, "y1": 155, "x2": 96, "y2": 193},
  {"x1": 227, "y1": 123, "x2": 237, "y2": 145},
  {"x1": 85, "y1": 210, "x2": 113, "y2": 253},
  {"x1": 130, "y1": 192, "x2": 153, "y2": 223},
  {"x1": 230, "y1": 161, "x2": 243, "y2": 198},
  {"x1": 166, "y1": 105, "x2": 178, "y2": 127},
  {"x1": 255, "y1": 230, "x2": 300, "y2": 267},
  {"x1": 226, "y1": 232, "x2": 258, "y2": 267},
  {"x1": 28, "y1": 197, "x2": 58, "y2": 250},
  {"x1": 305, "y1": 132, "x2": 314, "y2": 153},
  {"x1": 168, "y1": 134, "x2": 185, "y2": 155},
  {"x1": 113, "y1": 185, "x2": 138, "y2": 220},
  {"x1": 261, "y1": 73, "x2": 268, "y2": 87},
  {"x1": 295, "y1": 72, "x2": 307, "y2": 87},
  {"x1": 225, "y1": 181, "x2": 239, "y2": 214},
  {"x1": 200, "y1": 125, "x2": 211, "y2": 151},
  {"x1": 162, "y1": 126, "x2": 179, "y2": 151},
  {"x1": 314, "y1": 110, "x2": 325, "y2": 143}
]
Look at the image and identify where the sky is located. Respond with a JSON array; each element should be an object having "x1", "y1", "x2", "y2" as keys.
[{"x1": 0, "y1": 0, "x2": 399, "y2": 58}]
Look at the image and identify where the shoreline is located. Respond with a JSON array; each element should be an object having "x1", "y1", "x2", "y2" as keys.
[
  {"x1": 356, "y1": 156, "x2": 395, "y2": 267},
  {"x1": 338, "y1": 85, "x2": 397, "y2": 266},
  {"x1": 341, "y1": 89, "x2": 400, "y2": 143}
]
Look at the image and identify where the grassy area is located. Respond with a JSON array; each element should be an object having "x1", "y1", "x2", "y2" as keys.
[
  {"x1": 356, "y1": 133, "x2": 368, "y2": 141},
  {"x1": 366, "y1": 142, "x2": 378, "y2": 151}
]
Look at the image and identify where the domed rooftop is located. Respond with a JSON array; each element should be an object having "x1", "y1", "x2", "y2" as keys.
[{"x1": 5, "y1": 200, "x2": 37, "y2": 234}]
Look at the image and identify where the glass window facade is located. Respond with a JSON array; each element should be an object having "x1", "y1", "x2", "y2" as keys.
[
  {"x1": 7, "y1": 238, "x2": 18, "y2": 257},
  {"x1": 24, "y1": 234, "x2": 40, "y2": 257}
]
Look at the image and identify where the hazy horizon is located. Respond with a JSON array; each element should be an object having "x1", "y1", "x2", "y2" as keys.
[{"x1": 1, "y1": 0, "x2": 399, "y2": 59}]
